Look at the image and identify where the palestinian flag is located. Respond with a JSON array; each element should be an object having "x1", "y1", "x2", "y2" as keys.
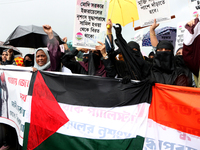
[
  {"x1": 23, "y1": 71, "x2": 152, "y2": 150},
  {"x1": 144, "y1": 83, "x2": 200, "y2": 150}
]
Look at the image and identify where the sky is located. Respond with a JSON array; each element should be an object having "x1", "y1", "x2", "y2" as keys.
[{"x1": 0, "y1": 0, "x2": 192, "y2": 56}]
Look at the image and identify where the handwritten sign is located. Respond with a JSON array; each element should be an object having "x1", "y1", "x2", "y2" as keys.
[
  {"x1": 73, "y1": 0, "x2": 109, "y2": 49},
  {"x1": 175, "y1": 22, "x2": 186, "y2": 53},
  {"x1": 136, "y1": 0, "x2": 171, "y2": 27},
  {"x1": 189, "y1": 0, "x2": 200, "y2": 18}
]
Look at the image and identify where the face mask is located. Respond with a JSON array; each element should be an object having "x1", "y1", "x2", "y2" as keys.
[
  {"x1": 24, "y1": 60, "x2": 33, "y2": 67},
  {"x1": 174, "y1": 55, "x2": 185, "y2": 67},
  {"x1": 148, "y1": 58, "x2": 154, "y2": 63},
  {"x1": 92, "y1": 53, "x2": 101, "y2": 68},
  {"x1": 83, "y1": 58, "x2": 88, "y2": 63},
  {"x1": 154, "y1": 51, "x2": 174, "y2": 73}
]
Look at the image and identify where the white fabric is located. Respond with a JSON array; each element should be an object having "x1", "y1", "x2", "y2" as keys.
[{"x1": 184, "y1": 21, "x2": 200, "y2": 46}]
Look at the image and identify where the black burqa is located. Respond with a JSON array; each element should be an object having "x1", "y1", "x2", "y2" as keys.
[
  {"x1": 150, "y1": 41, "x2": 177, "y2": 84},
  {"x1": 174, "y1": 55, "x2": 193, "y2": 86},
  {"x1": 113, "y1": 24, "x2": 151, "y2": 81},
  {"x1": 106, "y1": 37, "x2": 130, "y2": 79},
  {"x1": 114, "y1": 24, "x2": 188, "y2": 86},
  {"x1": 61, "y1": 50, "x2": 107, "y2": 77}
]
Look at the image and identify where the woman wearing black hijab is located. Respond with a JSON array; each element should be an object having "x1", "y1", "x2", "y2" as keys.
[
  {"x1": 61, "y1": 42, "x2": 116, "y2": 78},
  {"x1": 23, "y1": 54, "x2": 34, "y2": 67},
  {"x1": 113, "y1": 22, "x2": 190, "y2": 86}
]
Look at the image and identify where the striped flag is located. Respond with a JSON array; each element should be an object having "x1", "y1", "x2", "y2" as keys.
[
  {"x1": 144, "y1": 83, "x2": 200, "y2": 150},
  {"x1": 1, "y1": 66, "x2": 200, "y2": 149},
  {"x1": 23, "y1": 71, "x2": 152, "y2": 150}
]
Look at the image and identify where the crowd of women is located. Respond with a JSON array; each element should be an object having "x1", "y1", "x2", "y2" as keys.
[{"x1": 1, "y1": 17, "x2": 198, "y2": 87}]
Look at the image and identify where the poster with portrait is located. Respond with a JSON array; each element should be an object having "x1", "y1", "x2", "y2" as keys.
[
  {"x1": 73, "y1": 0, "x2": 109, "y2": 49},
  {"x1": 0, "y1": 66, "x2": 32, "y2": 146},
  {"x1": 136, "y1": 0, "x2": 171, "y2": 27}
]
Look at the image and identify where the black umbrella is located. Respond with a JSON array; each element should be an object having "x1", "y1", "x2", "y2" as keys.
[
  {"x1": 3, "y1": 25, "x2": 64, "y2": 48},
  {"x1": 0, "y1": 41, "x2": 22, "y2": 55}
]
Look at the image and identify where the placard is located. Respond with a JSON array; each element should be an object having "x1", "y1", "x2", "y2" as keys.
[
  {"x1": 175, "y1": 22, "x2": 187, "y2": 53},
  {"x1": 73, "y1": 0, "x2": 109, "y2": 49},
  {"x1": 136, "y1": 0, "x2": 171, "y2": 27}
]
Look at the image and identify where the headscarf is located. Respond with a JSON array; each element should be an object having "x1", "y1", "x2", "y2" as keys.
[
  {"x1": 153, "y1": 40, "x2": 174, "y2": 73},
  {"x1": 82, "y1": 54, "x2": 89, "y2": 63},
  {"x1": 151, "y1": 40, "x2": 176, "y2": 84},
  {"x1": 34, "y1": 48, "x2": 51, "y2": 70},
  {"x1": 174, "y1": 54, "x2": 193, "y2": 87},
  {"x1": 127, "y1": 41, "x2": 143, "y2": 58},
  {"x1": 3, "y1": 48, "x2": 15, "y2": 62},
  {"x1": 127, "y1": 41, "x2": 140, "y2": 52},
  {"x1": 175, "y1": 47, "x2": 183, "y2": 55},
  {"x1": 148, "y1": 51, "x2": 155, "y2": 58},
  {"x1": 79, "y1": 51, "x2": 106, "y2": 77},
  {"x1": 23, "y1": 54, "x2": 34, "y2": 67}
]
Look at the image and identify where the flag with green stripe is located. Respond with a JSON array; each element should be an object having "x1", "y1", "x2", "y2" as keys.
[{"x1": 23, "y1": 71, "x2": 152, "y2": 150}]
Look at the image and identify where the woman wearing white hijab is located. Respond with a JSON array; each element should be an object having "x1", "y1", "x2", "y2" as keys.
[
  {"x1": 33, "y1": 48, "x2": 51, "y2": 71},
  {"x1": 32, "y1": 25, "x2": 62, "y2": 72}
]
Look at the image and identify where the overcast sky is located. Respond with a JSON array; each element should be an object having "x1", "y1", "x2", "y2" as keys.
[{"x1": 0, "y1": 0, "x2": 192, "y2": 56}]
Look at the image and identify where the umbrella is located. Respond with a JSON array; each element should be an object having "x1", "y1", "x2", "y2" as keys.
[
  {"x1": 107, "y1": 0, "x2": 139, "y2": 27},
  {"x1": 3, "y1": 25, "x2": 64, "y2": 49},
  {"x1": 0, "y1": 41, "x2": 22, "y2": 55},
  {"x1": 142, "y1": 26, "x2": 177, "y2": 47}
]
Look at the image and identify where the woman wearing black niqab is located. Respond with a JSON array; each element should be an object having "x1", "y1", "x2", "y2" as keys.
[
  {"x1": 113, "y1": 23, "x2": 190, "y2": 86},
  {"x1": 23, "y1": 54, "x2": 34, "y2": 67},
  {"x1": 150, "y1": 40, "x2": 177, "y2": 84}
]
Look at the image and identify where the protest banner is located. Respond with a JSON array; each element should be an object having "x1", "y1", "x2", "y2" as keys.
[
  {"x1": 72, "y1": 0, "x2": 109, "y2": 49},
  {"x1": 0, "y1": 66, "x2": 32, "y2": 146},
  {"x1": 0, "y1": 66, "x2": 200, "y2": 150},
  {"x1": 189, "y1": 0, "x2": 200, "y2": 18},
  {"x1": 136, "y1": 0, "x2": 171, "y2": 27},
  {"x1": 175, "y1": 22, "x2": 186, "y2": 53}
]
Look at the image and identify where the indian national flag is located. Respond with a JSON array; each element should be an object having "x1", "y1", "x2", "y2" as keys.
[{"x1": 23, "y1": 71, "x2": 152, "y2": 150}]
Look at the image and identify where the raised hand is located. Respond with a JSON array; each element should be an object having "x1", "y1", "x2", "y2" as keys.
[
  {"x1": 63, "y1": 37, "x2": 67, "y2": 43},
  {"x1": 113, "y1": 23, "x2": 122, "y2": 35},
  {"x1": 187, "y1": 14, "x2": 199, "y2": 26},
  {"x1": 43, "y1": 25, "x2": 54, "y2": 39},
  {"x1": 7, "y1": 49, "x2": 13, "y2": 61},
  {"x1": 150, "y1": 19, "x2": 159, "y2": 31},
  {"x1": 95, "y1": 41, "x2": 107, "y2": 58},
  {"x1": 106, "y1": 19, "x2": 113, "y2": 32},
  {"x1": 76, "y1": 47, "x2": 89, "y2": 53}
]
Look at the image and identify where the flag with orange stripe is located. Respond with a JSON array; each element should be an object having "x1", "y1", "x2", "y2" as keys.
[{"x1": 143, "y1": 83, "x2": 200, "y2": 150}]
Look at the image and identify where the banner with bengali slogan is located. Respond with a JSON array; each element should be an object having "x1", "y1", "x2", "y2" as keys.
[
  {"x1": 72, "y1": 0, "x2": 109, "y2": 49},
  {"x1": 175, "y1": 21, "x2": 186, "y2": 52},
  {"x1": 0, "y1": 66, "x2": 32, "y2": 146},
  {"x1": 136, "y1": 0, "x2": 171, "y2": 27},
  {"x1": 189, "y1": 0, "x2": 200, "y2": 19},
  {"x1": 0, "y1": 66, "x2": 200, "y2": 150}
]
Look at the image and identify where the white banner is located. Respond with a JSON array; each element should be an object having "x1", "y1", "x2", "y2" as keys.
[
  {"x1": 72, "y1": 0, "x2": 109, "y2": 49},
  {"x1": 0, "y1": 66, "x2": 32, "y2": 146},
  {"x1": 175, "y1": 22, "x2": 187, "y2": 53},
  {"x1": 143, "y1": 119, "x2": 200, "y2": 150},
  {"x1": 136, "y1": 0, "x2": 171, "y2": 27},
  {"x1": 189, "y1": 0, "x2": 200, "y2": 19}
]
